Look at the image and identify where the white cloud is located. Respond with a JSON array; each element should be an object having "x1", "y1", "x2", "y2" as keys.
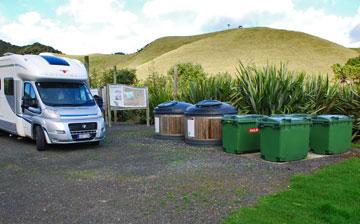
[
  {"x1": 56, "y1": 0, "x2": 138, "y2": 25},
  {"x1": 143, "y1": 0, "x2": 293, "y2": 18},
  {"x1": 18, "y1": 11, "x2": 41, "y2": 25},
  {"x1": 0, "y1": 0, "x2": 359, "y2": 54},
  {"x1": 0, "y1": 14, "x2": 7, "y2": 25},
  {"x1": 143, "y1": 0, "x2": 293, "y2": 30},
  {"x1": 0, "y1": 0, "x2": 144, "y2": 54},
  {"x1": 270, "y1": 6, "x2": 360, "y2": 47}
]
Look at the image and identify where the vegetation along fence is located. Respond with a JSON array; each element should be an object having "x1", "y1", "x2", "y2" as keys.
[{"x1": 90, "y1": 62, "x2": 360, "y2": 141}]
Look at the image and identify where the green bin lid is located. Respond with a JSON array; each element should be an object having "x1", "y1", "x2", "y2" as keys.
[
  {"x1": 260, "y1": 116, "x2": 310, "y2": 126},
  {"x1": 222, "y1": 114, "x2": 265, "y2": 123},
  {"x1": 271, "y1": 113, "x2": 312, "y2": 118},
  {"x1": 312, "y1": 115, "x2": 353, "y2": 123}
]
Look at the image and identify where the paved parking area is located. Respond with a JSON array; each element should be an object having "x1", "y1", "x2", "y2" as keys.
[{"x1": 0, "y1": 124, "x2": 358, "y2": 224}]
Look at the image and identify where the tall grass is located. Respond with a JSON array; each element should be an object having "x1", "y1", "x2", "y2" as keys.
[
  {"x1": 302, "y1": 75, "x2": 340, "y2": 114},
  {"x1": 231, "y1": 63, "x2": 306, "y2": 114},
  {"x1": 181, "y1": 73, "x2": 234, "y2": 104}
]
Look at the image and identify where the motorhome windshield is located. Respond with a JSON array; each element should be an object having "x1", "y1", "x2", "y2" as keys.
[{"x1": 36, "y1": 82, "x2": 95, "y2": 107}]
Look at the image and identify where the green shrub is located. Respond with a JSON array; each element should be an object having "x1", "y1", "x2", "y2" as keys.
[
  {"x1": 103, "y1": 68, "x2": 137, "y2": 85},
  {"x1": 302, "y1": 75, "x2": 340, "y2": 114},
  {"x1": 181, "y1": 73, "x2": 234, "y2": 104},
  {"x1": 143, "y1": 72, "x2": 173, "y2": 123},
  {"x1": 231, "y1": 63, "x2": 305, "y2": 114},
  {"x1": 332, "y1": 56, "x2": 360, "y2": 84},
  {"x1": 168, "y1": 63, "x2": 207, "y2": 96}
]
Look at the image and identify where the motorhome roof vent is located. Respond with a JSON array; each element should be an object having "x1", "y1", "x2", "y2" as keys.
[
  {"x1": 40, "y1": 55, "x2": 70, "y2": 66},
  {"x1": 3, "y1": 52, "x2": 14, "y2": 56}
]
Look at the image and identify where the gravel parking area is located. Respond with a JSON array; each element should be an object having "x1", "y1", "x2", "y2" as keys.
[{"x1": 0, "y1": 124, "x2": 358, "y2": 224}]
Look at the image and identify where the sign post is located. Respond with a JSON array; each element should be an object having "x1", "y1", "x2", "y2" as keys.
[{"x1": 106, "y1": 84, "x2": 149, "y2": 128}]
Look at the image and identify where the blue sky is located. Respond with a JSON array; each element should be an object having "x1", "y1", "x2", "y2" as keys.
[{"x1": 0, "y1": 0, "x2": 359, "y2": 54}]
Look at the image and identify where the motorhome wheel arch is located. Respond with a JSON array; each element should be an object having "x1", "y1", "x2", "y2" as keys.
[{"x1": 0, "y1": 53, "x2": 106, "y2": 150}]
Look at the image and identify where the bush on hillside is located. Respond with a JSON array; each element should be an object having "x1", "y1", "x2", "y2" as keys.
[
  {"x1": 103, "y1": 68, "x2": 138, "y2": 85},
  {"x1": 332, "y1": 56, "x2": 360, "y2": 84},
  {"x1": 167, "y1": 63, "x2": 207, "y2": 93}
]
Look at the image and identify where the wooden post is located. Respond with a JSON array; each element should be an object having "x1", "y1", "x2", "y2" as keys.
[
  {"x1": 102, "y1": 87, "x2": 108, "y2": 123},
  {"x1": 173, "y1": 65, "x2": 178, "y2": 100},
  {"x1": 84, "y1": 56, "x2": 90, "y2": 86},
  {"x1": 146, "y1": 87, "x2": 150, "y2": 126},
  {"x1": 113, "y1": 66, "x2": 117, "y2": 124},
  {"x1": 107, "y1": 85, "x2": 112, "y2": 128}
]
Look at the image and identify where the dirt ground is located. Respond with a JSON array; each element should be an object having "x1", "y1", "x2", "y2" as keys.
[{"x1": 0, "y1": 124, "x2": 358, "y2": 224}]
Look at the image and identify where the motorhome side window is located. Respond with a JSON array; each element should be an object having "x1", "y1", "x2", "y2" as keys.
[
  {"x1": 24, "y1": 83, "x2": 38, "y2": 108},
  {"x1": 4, "y1": 78, "x2": 14, "y2": 96}
]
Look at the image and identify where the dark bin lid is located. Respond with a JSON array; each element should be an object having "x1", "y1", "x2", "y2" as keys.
[
  {"x1": 185, "y1": 100, "x2": 237, "y2": 116},
  {"x1": 260, "y1": 116, "x2": 310, "y2": 126},
  {"x1": 154, "y1": 101, "x2": 193, "y2": 115},
  {"x1": 222, "y1": 114, "x2": 265, "y2": 123},
  {"x1": 312, "y1": 115, "x2": 353, "y2": 123}
]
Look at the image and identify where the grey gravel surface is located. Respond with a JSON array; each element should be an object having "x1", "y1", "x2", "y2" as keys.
[{"x1": 0, "y1": 124, "x2": 358, "y2": 224}]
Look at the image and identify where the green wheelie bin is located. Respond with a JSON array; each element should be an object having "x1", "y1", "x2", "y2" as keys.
[
  {"x1": 310, "y1": 115, "x2": 353, "y2": 154},
  {"x1": 271, "y1": 114, "x2": 313, "y2": 145},
  {"x1": 259, "y1": 117, "x2": 311, "y2": 162},
  {"x1": 222, "y1": 114, "x2": 264, "y2": 154}
]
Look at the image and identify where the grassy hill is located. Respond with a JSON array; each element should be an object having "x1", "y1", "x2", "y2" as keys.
[
  {"x1": 0, "y1": 40, "x2": 62, "y2": 55},
  {"x1": 68, "y1": 27, "x2": 359, "y2": 79},
  {"x1": 351, "y1": 48, "x2": 360, "y2": 54},
  {"x1": 66, "y1": 31, "x2": 216, "y2": 73}
]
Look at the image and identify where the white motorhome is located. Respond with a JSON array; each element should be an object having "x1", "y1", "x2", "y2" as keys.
[{"x1": 0, "y1": 53, "x2": 105, "y2": 151}]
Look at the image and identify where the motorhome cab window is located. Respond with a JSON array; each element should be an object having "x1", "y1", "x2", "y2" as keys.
[
  {"x1": 36, "y1": 82, "x2": 95, "y2": 107},
  {"x1": 4, "y1": 78, "x2": 14, "y2": 96}
]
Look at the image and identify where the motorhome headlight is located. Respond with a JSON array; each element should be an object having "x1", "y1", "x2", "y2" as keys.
[{"x1": 43, "y1": 108, "x2": 60, "y2": 119}]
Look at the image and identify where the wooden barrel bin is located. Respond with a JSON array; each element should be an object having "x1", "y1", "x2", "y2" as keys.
[
  {"x1": 154, "y1": 101, "x2": 193, "y2": 140},
  {"x1": 184, "y1": 100, "x2": 237, "y2": 145}
]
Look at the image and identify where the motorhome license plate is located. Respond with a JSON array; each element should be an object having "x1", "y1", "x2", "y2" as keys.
[{"x1": 77, "y1": 133, "x2": 91, "y2": 139}]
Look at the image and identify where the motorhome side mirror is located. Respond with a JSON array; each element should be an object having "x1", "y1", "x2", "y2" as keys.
[
  {"x1": 22, "y1": 97, "x2": 37, "y2": 109},
  {"x1": 29, "y1": 99, "x2": 38, "y2": 108},
  {"x1": 21, "y1": 97, "x2": 30, "y2": 109},
  {"x1": 94, "y1": 95, "x2": 104, "y2": 107}
]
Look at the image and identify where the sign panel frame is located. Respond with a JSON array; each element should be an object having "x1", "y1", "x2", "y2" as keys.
[{"x1": 106, "y1": 84, "x2": 150, "y2": 127}]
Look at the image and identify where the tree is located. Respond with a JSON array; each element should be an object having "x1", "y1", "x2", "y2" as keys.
[
  {"x1": 332, "y1": 56, "x2": 360, "y2": 84},
  {"x1": 167, "y1": 63, "x2": 207, "y2": 91},
  {"x1": 103, "y1": 68, "x2": 138, "y2": 85}
]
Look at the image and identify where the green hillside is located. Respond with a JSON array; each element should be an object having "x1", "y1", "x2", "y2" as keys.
[
  {"x1": 350, "y1": 48, "x2": 360, "y2": 54},
  {"x1": 0, "y1": 40, "x2": 62, "y2": 55},
  {"x1": 66, "y1": 27, "x2": 359, "y2": 79},
  {"x1": 66, "y1": 31, "x2": 217, "y2": 73}
]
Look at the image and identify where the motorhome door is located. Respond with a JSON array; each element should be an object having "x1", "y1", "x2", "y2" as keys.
[{"x1": 22, "y1": 82, "x2": 41, "y2": 137}]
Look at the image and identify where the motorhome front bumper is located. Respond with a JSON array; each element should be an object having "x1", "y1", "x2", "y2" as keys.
[{"x1": 43, "y1": 117, "x2": 106, "y2": 144}]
